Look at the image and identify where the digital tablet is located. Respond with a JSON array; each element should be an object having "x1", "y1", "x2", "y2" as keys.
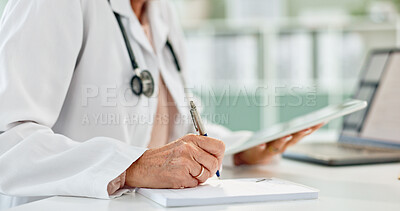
[{"x1": 225, "y1": 99, "x2": 368, "y2": 155}]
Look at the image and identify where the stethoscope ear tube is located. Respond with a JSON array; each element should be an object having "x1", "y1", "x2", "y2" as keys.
[
  {"x1": 166, "y1": 40, "x2": 181, "y2": 72},
  {"x1": 113, "y1": 12, "x2": 139, "y2": 71}
]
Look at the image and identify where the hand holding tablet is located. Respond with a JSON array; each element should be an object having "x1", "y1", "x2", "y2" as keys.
[{"x1": 225, "y1": 99, "x2": 368, "y2": 155}]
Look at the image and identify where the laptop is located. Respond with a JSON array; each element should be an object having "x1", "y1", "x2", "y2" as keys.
[{"x1": 283, "y1": 49, "x2": 400, "y2": 166}]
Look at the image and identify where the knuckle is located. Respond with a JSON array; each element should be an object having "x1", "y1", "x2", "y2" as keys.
[
  {"x1": 175, "y1": 138, "x2": 184, "y2": 146},
  {"x1": 183, "y1": 162, "x2": 193, "y2": 173},
  {"x1": 213, "y1": 156, "x2": 219, "y2": 166},
  {"x1": 174, "y1": 142, "x2": 191, "y2": 156},
  {"x1": 184, "y1": 141, "x2": 194, "y2": 150},
  {"x1": 174, "y1": 158, "x2": 186, "y2": 167},
  {"x1": 176, "y1": 138, "x2": 185, "y2": 144},
  {"x1": 210, "y1": 138, "x2": 225, "y2": 152},
  {"x1": 204, "y1": 159, "x2": 218, "y2": 174},
  {"x1": 198, "y1": 172, "x2": 209, "y2": 183},
  {"x1": 186, "y1": 134, "x2": 196, "y2": 138},
  {"x1": 183, "y1": 144, "x2": 195, "y2": 156},
  {"x1": 217, "y1": 139, "x2": 226, "y2": 151},
  {"x1": 175, "y1": 158, "x2": 192, "y2": 171},
  {"x1": 211, "y1": 158, "x2": 219, "y2": 172},
  {"x1": 189, "y1": 179, "x2": 199, "y2": 188},
  {"x1": 181, "y1": 178, "x2": 195, "y2": 188},
  {"x1": 198, "y1": 178, "x2": 207, "y2": 184},
  {"x1": 184, "y1": 134, "x2": 196, "y2": 142},
  {"x1": 172, "y1": 146, "x2": 184, "y2": 156}
]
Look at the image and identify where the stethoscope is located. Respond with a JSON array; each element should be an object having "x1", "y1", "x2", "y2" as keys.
[{"x1": 111, "y1": 6, "x2": 181, "y2": 98}]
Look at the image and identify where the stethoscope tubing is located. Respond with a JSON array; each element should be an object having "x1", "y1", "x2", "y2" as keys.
[{"x1": 111, "y1": 5, "x2": 182, "y2": 97}]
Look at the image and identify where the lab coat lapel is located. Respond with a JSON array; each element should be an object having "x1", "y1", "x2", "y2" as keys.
[
  {"x1": 147, "y1": 1, "x2": 169, "y2": 55},
  {"x1": 147, "y1": 2, "x2": 188, "y2": 116},
  {"x1": 109, "y1": 0, "x2": 154, "y2": 54}
]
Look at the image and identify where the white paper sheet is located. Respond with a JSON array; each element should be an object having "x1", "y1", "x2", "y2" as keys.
[{"x1": 137, "y1": 178, "x2": 318, "y2": 207}]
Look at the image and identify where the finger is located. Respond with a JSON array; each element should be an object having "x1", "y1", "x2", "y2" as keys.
[
  {"x1": 187, "y1": 134, "x2": 225, "y2": 156},
  {"x1": 190, "y1": 163, "x2": 209, "y2": 184},
  {"x1": 286, "y1": 124, "x2": 323, "y2": 146},
  {"x1": 184, "y1": 175, "x2": 199, "y2": 188},
  {"x1": 185, "y1": 176, "x2": 200, "y2": 188},
  {"x1": 177, "y1": 157, "x2": 203, "y2": 188},
  {"x1": 191, "y1": 145, "x2": 218, "y2": 178},
  {"x1": 286, "y1": 131, "x2": 308, "y2": 147},
  {"x1": 185, "y1": 134, "x2": 225, "y2": 164},
  {"x1": 263, "y1": 135, "x2": 293, "y2": 156},
  {"x1": 281, "y1": 126, "x2": 319, "y2": 152},
  {"x1": 257, "y1": 143, "x2": 267, "y2": 150},
  {"x1": 183, "y1": 143, "x2": 214, "y2": 182},
  {"x1": 176, "y1": 174, "x2": 199, "y2": 189},
  {"x1": 185, "y1": 151, "x2": 213, "y2": 183},
  {"x1": 313, "y1": 123, "x2": 325, "y2": 129},
  {"x1": 294, "y1": 124, "x2": 324, "y2": 137},
  {"x1": 297, "y1": 123, "x2": 324, "y2": 136},
  {"x1": 301, "y1": 128, "x2": 313, "y2": 136}
]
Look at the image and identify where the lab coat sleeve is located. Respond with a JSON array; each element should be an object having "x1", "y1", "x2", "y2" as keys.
[{"x1": 0, "y1": 0, "x2": 146, "y2": 199}]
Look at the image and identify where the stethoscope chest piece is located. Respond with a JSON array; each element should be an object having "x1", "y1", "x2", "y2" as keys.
[{"x1": 131, "y1": 69, "x2": 154, "y2": 97}]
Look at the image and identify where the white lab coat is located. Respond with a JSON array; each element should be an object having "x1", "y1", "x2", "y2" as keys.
[{"x1": 0, "y1": 0, "x2": 253, "y2": 209}]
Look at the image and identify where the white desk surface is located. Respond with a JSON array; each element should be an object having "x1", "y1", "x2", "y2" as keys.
[{"x1": 8, "y1": 158, "x2": 400, "y2": 211}]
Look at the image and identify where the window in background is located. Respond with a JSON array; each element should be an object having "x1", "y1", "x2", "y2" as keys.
[
  {"x1": 277, "y1": 32, "x2": 312, "y2": 82},
  {"x1": 186, "y1": 32, "x2": 259, "y2": 86}
]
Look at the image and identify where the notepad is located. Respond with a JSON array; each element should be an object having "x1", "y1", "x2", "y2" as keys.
[{"x1": 136, "y1": 178, "x2": 318, "y2": 207}]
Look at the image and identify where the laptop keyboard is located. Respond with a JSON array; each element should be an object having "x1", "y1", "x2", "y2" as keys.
[{"x1": 338, "y1": 143, "x2": 393, "y2": 152}]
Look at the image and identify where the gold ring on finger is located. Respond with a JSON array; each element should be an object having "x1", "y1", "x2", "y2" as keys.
[
  {"x1": 194, "y1": 166, "x2": 205, "y2": 179},
  {"x1": 268, "y1": 146, "x2": 280, "y2": 153}
]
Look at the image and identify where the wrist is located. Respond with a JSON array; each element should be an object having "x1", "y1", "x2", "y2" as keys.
[
  {"x1": 233, "y1": 152, "x2": 245, "y2": 166},
  {"x1": 125, "y1": 150, "x2": 149, "y2": 187},
  {"x1": 125, "y1": 164, "x2": 139, "y2": 187}
]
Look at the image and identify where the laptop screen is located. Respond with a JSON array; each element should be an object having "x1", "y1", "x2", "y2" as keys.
[{"x1": 341, "y1": 50, "x2": 400, "y2": 146}]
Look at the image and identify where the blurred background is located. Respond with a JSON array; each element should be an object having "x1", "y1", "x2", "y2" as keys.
[
  {"x1": 1, "y1": 0, "x2": 399, "y2": 139},
  {"x1": 170, "y1": 0, "x2": 400, "y2": 140}
]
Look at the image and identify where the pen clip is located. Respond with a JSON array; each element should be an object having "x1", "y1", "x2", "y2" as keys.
[
  {"x1": 256, "y1": 178, "x2": 267, "y2": 183},
  {"x1": 190, "y1": 109, "x2": 199, "y2": 132},
  {"x1": 189, "y1": 101, "x2": 206, "y2": 135}
]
